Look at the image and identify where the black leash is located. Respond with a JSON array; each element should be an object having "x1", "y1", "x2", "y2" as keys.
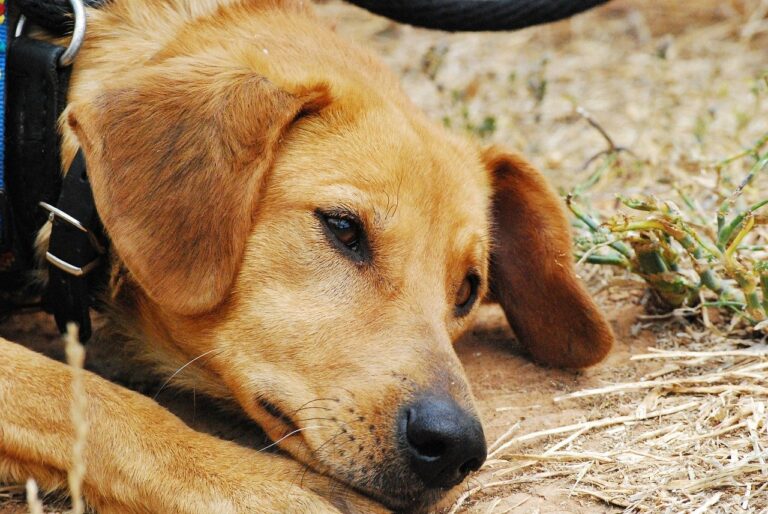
[
  {"x1": 336, "y1": 0, "x2": 611, "y2": 31},
  {"x1": 22, "y1": 0, "x2": 610, "y2": 32}
]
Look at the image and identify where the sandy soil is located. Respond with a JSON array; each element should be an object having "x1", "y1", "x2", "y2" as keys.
[{"x1": 2, "y1": 0, "x2": 767, "y2": 512}]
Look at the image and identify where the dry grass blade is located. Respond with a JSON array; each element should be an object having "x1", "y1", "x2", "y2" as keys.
[
  {"x1": 502, "y1": 452, "x2": 613, "y2": 463},
  {"x1": 691, "y1": 492, "x2": 723, "y2": 514},
  {"x1": 669, "y1": 462, "x2": 767, "y2": 493},
  {"x1": 555, "y1": 362, "x2": 768, "y2": 401},
  {"x1": 64, "y1": 323, "x2": 88, "y2": 514},
  {"x1": 486, "y1": 401, "x2": 697, "y2": 460},
  {"x1": 474, "y1": 332, "x2": 768, "y2": 512},
  {"x1": 25, "y1": 479, "x2": 44, "y2": 514},
  {"x1": 447, "y1": 472, "x2": 574, "y2": 514},
  {"x1": 571, "y1": 487, "x2": 631, "y2": 509},
  {"x1": 631, "y1": 347, "x2": 768, "y2": 360}
]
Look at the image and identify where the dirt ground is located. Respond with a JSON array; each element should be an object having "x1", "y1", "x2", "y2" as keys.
[{"x1": 2, "y1": 0, "x2": 767, "y2": 512}]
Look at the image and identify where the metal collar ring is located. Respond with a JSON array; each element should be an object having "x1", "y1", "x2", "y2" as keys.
[{"x1": 14, "y1": 0, "x2": 86, "y2": 67}]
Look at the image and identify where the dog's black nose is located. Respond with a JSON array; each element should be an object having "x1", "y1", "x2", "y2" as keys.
[{"x1": 401, "y1": 395, "x2": 486, "y2": 489}]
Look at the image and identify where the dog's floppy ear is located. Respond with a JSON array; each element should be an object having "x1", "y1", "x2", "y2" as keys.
[
  {"x1": 67, "y1": 66, "x2": 331, "y2": 315},
  {"x1": 484, "y1": 147, "x2": 614, "y2": 368}
]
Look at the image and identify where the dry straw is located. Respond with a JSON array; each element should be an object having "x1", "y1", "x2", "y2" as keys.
[
  {"x1": 25, "y1": 479, "x2": 44, "y2": 514},
  {"x1": 64, "y1": 323, "x2": 88, "y2": 514},
  {"x1": 22, "y1": 325, "x2": 89, "y2": 513},
  {"x1": 451, "y1": 338, "x2": 768, "y2": 512}
]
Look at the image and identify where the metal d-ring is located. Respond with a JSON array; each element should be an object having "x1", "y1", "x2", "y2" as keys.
[{"x1": 14, "y1": 0, "x2": 87, "y2": 67}]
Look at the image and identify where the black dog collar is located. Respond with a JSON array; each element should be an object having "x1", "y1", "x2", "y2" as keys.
[
  {"x1": 3, "y1": 0, "x2": 106, "y2": 340},
  {"x1": 42, "y1": 150, "x2": 106, "y2": 341}
]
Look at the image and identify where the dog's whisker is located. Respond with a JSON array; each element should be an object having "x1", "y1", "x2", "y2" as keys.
[
  {"x1": 152, "y1": 348, "x2": 224, "y2": 400},
  {"x1": 298, "y1": 427, "x2": 348, "y2": 487},
  {"x1": 294, "y1": 397, "x2": 339, "y2": 408},
  {"x1": 263, "y1": 415, "x2": 339, "y2": 433},
  {"x1": 307, "y1": 418, "x2": 361, "y2": 461},
  {"x1": 260, "y1": 395, "x2": 364, "y2": 437},
  {"x1": 291, "y1": 405, "x2": 333, "y2": 414},
  {"x1": 281, "y1": 411, "x2": 365, "y2": 440},
  {"x1": 294, "y1": 416, "x2": 343, "y2": 425},
  {"x1": 261, "y1": 397, "x2": 362, "y2": 436},
  {"x1": 286, "y1": 397, "x2": 339, "y2": 418},
  {"x1": 257, "y1": 425, "x2": 325, "y2": 453}
]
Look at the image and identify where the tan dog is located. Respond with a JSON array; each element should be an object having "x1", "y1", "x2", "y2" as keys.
[{"x1": 0, "y1": 0, "x2": 614, "y2": 512}]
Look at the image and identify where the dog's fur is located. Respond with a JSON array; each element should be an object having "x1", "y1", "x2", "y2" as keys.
[{"x1": 0, "y1": 0, "x2": 614, "y2": 512}]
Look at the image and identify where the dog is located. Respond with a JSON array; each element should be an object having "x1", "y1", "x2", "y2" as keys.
[{"x1": 0, "y1": 0, "x2": 615, "y2": 512}]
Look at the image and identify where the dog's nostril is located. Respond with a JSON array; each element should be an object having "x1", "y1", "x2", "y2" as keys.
[
  {"x1": 410, "y1": 438, "x2": 447, "y2": 460},
  {"x1": 406, "y1": 407, "x2": 448, "y2": 459}
]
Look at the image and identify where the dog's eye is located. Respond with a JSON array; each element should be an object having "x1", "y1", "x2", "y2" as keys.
[
  {"x1": 455, "y1": 274, "x2": 479, "y2": 316},
  {"x1": 317, "y1": 211, "x2": 368, "y2": 261},
  {"x1": 326, "y1": 216, "x2": 360, "y2": 250}
]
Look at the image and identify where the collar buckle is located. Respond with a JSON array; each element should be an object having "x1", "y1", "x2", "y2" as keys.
[
  {"x1": 42, "y1": 150, "x2": 105, "y2": 341},
  {"x1": 40, "y1": 200, "x2": 103, "y2": 277}
]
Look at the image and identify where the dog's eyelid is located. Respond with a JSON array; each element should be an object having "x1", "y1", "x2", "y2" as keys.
[
  {"x1": 315, "y1": 208, "x2": 371, "y2": 263},
  {"x1": 320, "y1": 206, "x2": 361, "y2": 221},
  {"x1": 454, "y1": 270, "x2": 481, "y2": 318}
]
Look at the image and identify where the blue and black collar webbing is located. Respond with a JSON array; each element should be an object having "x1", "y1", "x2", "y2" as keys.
[
  {"x1": 0, "y1": 1, "x2": 9, "y2": 264},
  {"x1": 0, "y1": 2, "x2": 29, "y2": 292},
  {"x1": 0, "y1": 2, "x2": 6, "y2": 193}
]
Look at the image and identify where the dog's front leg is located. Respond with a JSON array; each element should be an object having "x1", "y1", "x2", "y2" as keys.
[{"x1": 0, "y1": 338, "x2": 383, "y2": 513}]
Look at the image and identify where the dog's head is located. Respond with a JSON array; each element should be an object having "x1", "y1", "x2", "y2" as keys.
[{"x1": 65, "y1": 3, "x2": 613, "y2": 510}]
